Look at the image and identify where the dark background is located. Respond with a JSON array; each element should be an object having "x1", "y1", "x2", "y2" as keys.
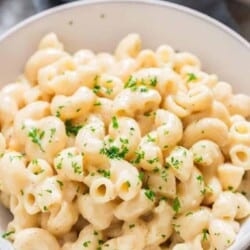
[{"x1": 0, "y1": 0, "x2": 249, "y2": 41}]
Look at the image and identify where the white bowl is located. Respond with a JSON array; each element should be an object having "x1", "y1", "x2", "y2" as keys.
[{"x1": 0, "y1": 0, "x2": 249, "y2": 249}]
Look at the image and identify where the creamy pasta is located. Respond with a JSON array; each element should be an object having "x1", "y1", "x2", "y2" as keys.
[{"x1": 0, "y1": 33, "x2": 249, "y2": 250}]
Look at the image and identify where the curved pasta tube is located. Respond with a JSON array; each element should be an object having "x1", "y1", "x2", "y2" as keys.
[
  {"x1": 132, "y1": 67, "x2": 181, "y2": 97},
  {"x1": 165, "y1": 146, "x2": 193, "y2": 182},
  {"x1": 8, "y1": 195, "x2": 39, "y2": 235},
  {"x1": 38, "y1": 32, "x2": 64, "y2": 50},
  {"x1": 212, "y1": 191, "x2": 238, "y2": 220},
  {"x1": 77, "y1": 194, "x2": 115, "y2": 230},
  {"x1": 212, "y1": 81, "x2": 232, "y2": 104},
  {"x1": 108, "y1": 116, "x2": 141, "y2": 160},
  {"x1": 188, "y1": 85, "x2": 213, "y2": 112},
  {"x1": 26, "y1": 158, "x2": 54, "y2": 183},
  {"x1": 235, "y1": 193, "x2": 250, "y2": 219},
  {"x1": 229, "y1": 144, "x2": 250, "y2": 170},
  {"x1": 90, "y1": 177, "x2": 116, "y2": 203},
  {"x1": 191, "y1": 140, "x2": 224, "y2": 176},
  {"x1": 177, "y1": 167, "x2": 205, "y2": 213},
  {"x1": 14, "y1": 101, "x2": 50, "y2": 145},
  {"x1": 155, "y1": 109, "x2": 183, "y2": 150},
  {"x1": 173, "y1": 52, "x2": 201, "y2": 73},
  {"x1": 146, "y1": 200, "x2": 174, "y2": 245},
  {"x1": 41, "y1": 201, "x2": 78, "y2": 236},
  {"x1": 93, "y1": 74, "x2": 123, "y2": 99},
  {"x1": 163, "y1": 92, "x2": 191, "y2": 118},
  {"x1": 202, "y1": 176, "x2": 222, "y2": 205},
  {"x1": 229, "y1": 121, "x2": 250, "y2": 147},
  {"x1": 217, "y1": 163, "x2": 244, "y2": 191},
  {"x1": 0, "y1": 95, "x2": 18, "y2": 129},
  {"x1": 183, "y1": 101, "x2": 231, "y2": 128},
  {"x1": 92, "y1": 97, "x2": 113, "y2": 128},
  {"x1": 50, "y1": 86, "x2": 96, "y2": 120},
  {"x1": 38, "y1": 57, "x2": 80, "y2": 95},
  {"x1": 110, "y1": 159, "x2": 141, "y2": 201},
  {"x1": 114, "y1": 189, "x2": 155, "y2": 221},
  {"x1": 75, "y1": 115, "x2": 108, "y2": 168},
  {"x1": 156, "y1": 45, "x2": 175, "y2": 65},
  {"x1": 103, "y1": 220, "x2": 147, "y2": 250},
  {"x1": 147, "y1": 167, "x2": 176, "y2": 198},
  {"x1": 73, "y1": 49, "x2": 95, "y2": 65},
  {"x1": 62, "y1": 225, "x2": 103, "y2": 250},
  {"x1": 54, "y1": 147, "x2": 85, "y2": 182},
  {"x1": 136, "y1": 49, "x2": 158, "y2": 68},
  {"x1": 0, "y1": 152, "x2": 30, "y2": 195},
  {"x1": 173, "y1": 208, "x2": 211, "y2": 241},
  {"x1": 135, "y1": 134, "x2": 163, "y2": 171},
  {"x1": 226, "y1": 94, "x2": 250, "y2": 118},
  {"x1": 113, "y1": 87, "x2": 161, "y2": 117},
  {"x1": 1, "y1": 82, "x2": 29, "y2": 109},
  {"x1": 115, "y1": 33, "x2": 141, "y2": 60},
  {"x1": 25, "y1": 48, "x2": 68, "y2": 85},
  {"x1": 209, "y1": 219, "x2": 238, "y2": 250},
  {"x1": 35, "y1": 176, "x2": 63, "y2": 212},
  {"x1": 13, "y1": 228, "x2": 60, "y2": 250},
  {"x1": 182, "y1": 118, "x2": 228, "y2": 148},
  {"x1": 109, "y1": 57, "x2": 138, "y2": 81},
  {"x1": 23, "y1": 116, "x2": 67, "y2": 163}
]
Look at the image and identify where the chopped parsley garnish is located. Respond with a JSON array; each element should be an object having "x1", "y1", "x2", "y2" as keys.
[
  {"x1": 124, "y1": 76, "x2": 137, "y2": 90},
  {"x1": 2, "y1": 231, "x2": 15, "y2": 239},
  {"x1": 161, "y1": 169, "x2": 168, "y2": 182},
  {"x1": 133, "y1": 150, "x2": 145, "y2": 164},
  {"x1": 100, "y1": 143, "x2": 128, "y2": 159},
  {"x1": 172, "y1": 197, "x2": 181, "y2": 213},
  {"x1": 106, "y1": 88, "x2": 113, "y2": 95},
  {"x1": 65, "y1": 120, "x2": 83, "y2": 136},
  {"x1": 56, "y1": 180, "x2": 64, "y2": 188},
  {"x1": 147, "y1": 157, "x2": 159, "y2": 164},
  {"x1": 34, "y1": 168, "x2": 44, "y2": 175},
  {"x1": 94, "y1": 101, "x2": 102, "y2": 106},
  {"x1": 196, "y1": 175, "x2": 204, "y2": 185},
  {"x1": 111, "y1": 116, "x2": 119, "y2": 129},
  {"x1": 83, "y1": 241, "x2": 91, "y2": 247},
  {"x1": 93, "y1": 75, "x2": 100, "y2": 94},
  {"x1": 185, "y1": 211, "x2": 193, "y2": 216},
  {"x1": 146, "y1": 134, "x2": 156, "y2": 143},
  {"x1": 169, "y1": 156, "x2": 182, "y2": 169},
  {"x1": 144, "y1": 189, "x2": 155, "y2": 201},
  {"x1": 129, "y1": 224, "x2": 135, "y2": 229},
  {"x1": 56, "y1": 105, "x2": 64, "y2": 117},
  {"x1": 194, "y1": 156, "x2": 203, "y2": 163},
  {"x1": 49, "y1": 128, "x2": 56, "y2": 143},
  {"x1": 228, "y1": 186, "x2": 234, "y2": 191},
  {"x1": 56, "y1": 157, "x2": 63, "y2": 169},
  {"x1": 139, "y1": 86, "x2": 149, "y2": 92},
  {"x1": 28, "y1": 127, "x2": 45, "y2": 152},
  {"x1": 202, "y1": 228, "x2": 209, "y2": 241},
  {"x1": 186, "y1": 72, "x2": 197, "y2": 83},
  {"x1": 71, "y1": 161, "x2": 82, "y2": 174},
  {"x1": 149, "y1": 76, "x2": 158, "y2": 87},
  {"x1": 138, "y1": 172, "x2": 144, "y2": 182},
  {"x1": 32, "y1": 159, "x2": 38, "y2": 165},
  {"x1": 97, "y1": 169, "x2": 111, "y2": 178}
]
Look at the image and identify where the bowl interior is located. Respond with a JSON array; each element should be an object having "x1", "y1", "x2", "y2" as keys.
[{"x1": 0, "y1": 1, "x2": 249, "y2": 249}]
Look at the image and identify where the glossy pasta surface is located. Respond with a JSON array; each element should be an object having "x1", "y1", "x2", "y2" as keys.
[{"x1": 0, "y1": 33, "x2": 249, "y2": 250}]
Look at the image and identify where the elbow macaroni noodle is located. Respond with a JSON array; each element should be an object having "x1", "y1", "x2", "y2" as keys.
[{"x1": 0, "y1": 33, "x2": 249, "y2": 250}]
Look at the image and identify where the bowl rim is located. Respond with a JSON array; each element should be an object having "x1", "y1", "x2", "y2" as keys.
[{"x1": 0, "y1": 0, "x2": 249, "y2": 49}]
